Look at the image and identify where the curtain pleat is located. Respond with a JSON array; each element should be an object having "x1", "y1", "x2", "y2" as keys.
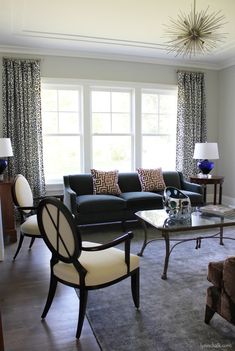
[
  {"x1": 2, "y1": 58, "x2": 45, "y2": 197},
  {"x1": 176, "y1": 71, "x2": 207, "y2": 179}
]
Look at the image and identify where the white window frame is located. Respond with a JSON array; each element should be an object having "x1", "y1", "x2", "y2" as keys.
[{"x1": 41, "y1": 78, "x2": 177, "y2": 191}]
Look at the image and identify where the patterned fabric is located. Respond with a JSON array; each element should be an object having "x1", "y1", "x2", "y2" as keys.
[
  {"x1": 137, "y1": 168, "x2": 165, "y2": 192},
  {"x1": 2, "y1": 58, "x2": 45, "y2": 197},
  {"x1": 91, "y1": 169, "x2": 121, "y2": 195},
  {"x1": 176, "y1": 71, "x2": 207, "y2": 179}
]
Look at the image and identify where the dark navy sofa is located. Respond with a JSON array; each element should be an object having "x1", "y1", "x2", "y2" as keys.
[{"x1": 63, "y1": 171, "x2": 203, "y2": 226}]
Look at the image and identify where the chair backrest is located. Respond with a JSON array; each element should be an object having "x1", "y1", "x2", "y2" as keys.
[
  {"x1": 12, "y1": 174, "x2": 34, "y2": 213},
  {"x1": 37, "y1": 197, "x2": 82, "y2": 263}
]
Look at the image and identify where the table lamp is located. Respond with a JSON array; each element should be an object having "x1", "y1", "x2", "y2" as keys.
[
  {"x1": 0, "y1": 138, "x2": 13, "y2": 181},
  {"x1": 193, "y1": 142, "x2": 219, "y2": 175}
]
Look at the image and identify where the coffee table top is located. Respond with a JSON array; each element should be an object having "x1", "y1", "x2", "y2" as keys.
[{"x1": 135, "y1": 209, "x2": 235, "y2": 233}]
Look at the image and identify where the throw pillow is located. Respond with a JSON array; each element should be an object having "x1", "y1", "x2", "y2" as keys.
[
  {"x1": 137, "y1": 168, "x2": 166, "y2": 192},
  {"x1": 90, "y1": 169, "x2": 121, "y2": 195}
]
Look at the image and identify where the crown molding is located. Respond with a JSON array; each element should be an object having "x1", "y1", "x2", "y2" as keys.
[{"x1": 0, "y1": 44, "x2": 233, "y2": 71}]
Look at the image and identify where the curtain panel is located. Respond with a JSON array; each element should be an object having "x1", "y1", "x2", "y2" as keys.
[
  {"x1": 2, "y1": 58, "x2": 45, "y2": 196},
  {"x1": 176, "y1": 71, "x2": 207, "y2": 179}
]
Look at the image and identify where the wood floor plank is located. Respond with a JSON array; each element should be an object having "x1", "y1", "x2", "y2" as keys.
[{"x1": 0, "y1": 234, "x2": 100, "y2": 351}]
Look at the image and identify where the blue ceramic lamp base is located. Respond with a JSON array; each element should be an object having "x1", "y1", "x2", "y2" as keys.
[{"x1": 197, "y1": 159, "x2": 214, "y2": 175}]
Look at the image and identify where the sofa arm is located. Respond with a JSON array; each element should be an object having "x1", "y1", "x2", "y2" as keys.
[
  {"x1": 223, "y1": 257, "x2": 235, "y2": 304},
  {"x1": 178, "y1": 172, "x2": 203, "y2": 194},
  {"x1": 63, "y1": 177, "x2": 77, "y2": 216}
]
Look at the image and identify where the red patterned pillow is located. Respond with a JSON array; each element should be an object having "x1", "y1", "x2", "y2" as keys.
[
  {"x1": 91, "y1": 169, "x2": 121, "y2": 195},
  {"x1": 137, "y1": 168, "x2": 166, "y2": 192}
]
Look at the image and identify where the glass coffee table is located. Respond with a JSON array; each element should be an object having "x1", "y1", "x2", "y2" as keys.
[{"x1": 135, "y1": 209, "x2": 235, "y2": 280}]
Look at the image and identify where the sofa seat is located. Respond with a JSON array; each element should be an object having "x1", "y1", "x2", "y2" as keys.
[
  {"x1": 120, "y1": 191, "x2": 163, "y2": 210},
  {"x1": 76, "y1": 194, "x2": 126, "y2": 213}
]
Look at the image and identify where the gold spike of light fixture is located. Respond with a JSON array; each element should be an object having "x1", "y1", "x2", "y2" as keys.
[{"x1": 164, "y1": 0, "x2": 227, "y2": 57}]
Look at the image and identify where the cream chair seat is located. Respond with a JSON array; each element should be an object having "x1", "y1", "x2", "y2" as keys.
[{"x1": 37, "y1": 197, "x2": 140, "y2": 339}]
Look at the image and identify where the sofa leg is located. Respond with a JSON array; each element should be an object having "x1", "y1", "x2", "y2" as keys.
[{"x1": 205, "y1": 304, "x2": 215, "y2": 324}]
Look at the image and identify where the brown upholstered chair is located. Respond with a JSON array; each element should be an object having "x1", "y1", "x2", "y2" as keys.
[
  {"x1": 205, "y1": 257, "x2": 235, "y2": 325},
  {"x1": 37, "y1": 197, "x2": 140, "y2": 339}
]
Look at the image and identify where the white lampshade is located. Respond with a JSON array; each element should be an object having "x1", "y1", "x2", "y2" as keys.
[
  {"x1": 193, "y1": 143, "x2": 219, "y2": 160},
  {"x1": 0, "y1": 138, "x2": 13, "y2": 157}
]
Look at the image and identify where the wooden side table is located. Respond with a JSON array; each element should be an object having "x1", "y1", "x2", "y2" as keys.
[
  {"x1": 0, "y1": 178, "x2": 17, "y2": 243},
  {"x1": 189, "y1": 175, "x2": 224, "y2": 205}
]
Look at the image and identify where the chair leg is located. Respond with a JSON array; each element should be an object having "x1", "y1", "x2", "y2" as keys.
[
  {"x1": 13, "y1": 232, "x2": 25, "y2": 260},
  {"x1": 205, "y1": 304, "x2": 215, "y2": 324},
  {"x1": 29, "y1": 237, "x2": 36, "y2": 249},
  {"x1": 41, "y1": 274, "x2": 58, "y2": 319},
  {"x1": 76, "y1": 288, "x2": 88, "y2": 339},
  {"x1": 131, "y1": 268, "x2": 140, "y2": 309}
]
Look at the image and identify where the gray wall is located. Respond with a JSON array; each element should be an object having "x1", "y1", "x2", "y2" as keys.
[
  {"x1": 218, "y1": 65, "x2": 235, "y2": 204},
  {"x1": 0, "y1": 52, "x2": 220, "y2": 194}
]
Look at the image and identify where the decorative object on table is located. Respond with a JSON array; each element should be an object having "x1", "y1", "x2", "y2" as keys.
[
  {"x1": 193, "y1": 142, "x2": 219, "y2": 175},
  {"x1": 163, "y1": 186, "x2": 191, "y2": 221},
  {"x1": 164, "y1": 0, "x2": 227, "y2": 57},
  {"x1": 0, "y1": 138, "x2": 13, "y2": 181},
  {"x1": 200, "y1": 204, "x2": 235, "y2": 217}
]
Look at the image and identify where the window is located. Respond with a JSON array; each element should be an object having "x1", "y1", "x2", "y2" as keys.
[
  {"x1": 41, "y1": 85, "x2": 82, "y2": 184},
  {"x1": 141, "y1": 90, "x2": 177, "y2": 170},
  {"x1": 41, "y1": 80, "x2": 177, "y2": 185},
  {"x1": 91, "y1": 89, "x2": 133, "y2": 171}
]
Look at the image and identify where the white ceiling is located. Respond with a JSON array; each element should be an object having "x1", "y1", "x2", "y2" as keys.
[{"x1": 1, "y1": 0, "x2": 235, "y2": 69}]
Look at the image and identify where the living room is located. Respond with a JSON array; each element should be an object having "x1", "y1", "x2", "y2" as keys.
[{"x1": 1, "y1": 1, "x2": 235, "y2": 350}]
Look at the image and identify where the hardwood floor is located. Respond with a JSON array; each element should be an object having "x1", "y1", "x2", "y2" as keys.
[{"x1": 0, "y1": 232, "x2": 101, "y2": 351}]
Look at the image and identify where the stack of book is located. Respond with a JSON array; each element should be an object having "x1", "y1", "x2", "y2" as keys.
[{"x1": 200, "y1": 204, "x2": 235, "y2": 217}]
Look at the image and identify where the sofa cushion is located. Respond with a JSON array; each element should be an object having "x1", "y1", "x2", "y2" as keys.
[
  {"x1": 137, "y1": 168, "x2": 165, "y2": 192},
  {"x1": 120, "y1": 191, "x2": 163, "y2": 210},
  {"x1": 76, "y1": 194, "x2": 126, "y2": 214},
  {"x1": 91, "y1": 169, "x2": 121, "y2": 195},
  {"x1": 163, "y1": 171, "x2": 181, "y2": 189}
]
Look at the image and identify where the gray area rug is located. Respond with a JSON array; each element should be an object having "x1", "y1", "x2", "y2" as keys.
[{"x1": 82, "y1": 224, "x2": 235, "y2": 351}]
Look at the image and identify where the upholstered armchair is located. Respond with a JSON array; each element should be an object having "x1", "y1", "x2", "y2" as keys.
[
  {"x1": 37, "y1": 197, "x2": 140, "y2": 339},
  {"x1": 205, "y1": 257, "x2": 235, "y2": 325}
]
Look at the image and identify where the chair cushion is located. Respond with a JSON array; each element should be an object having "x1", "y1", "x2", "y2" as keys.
[
  {"x1": 77, "y1": 194, "x2": 126, "y2": 213},
  {"x1": 137, "y1": 168, "x2": 165, "y2": 192},
  {"x1": 120, "y1": 191, "x2": 163, "y2": 210},
  {"x1": 53, "y1": 241, "x2": 139, "y2": 287},
  {"x1": 91, "y1": 169, "x2": 121, "y2": 195},
  {"x1": 21, "y1": 214, "x2": 41, "y2": 236}
]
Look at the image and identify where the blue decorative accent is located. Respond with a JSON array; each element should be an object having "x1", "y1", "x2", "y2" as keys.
[
  {"x1": 0, "y1": 159, "x2": 7, "y2": 174},
  {"x1": 197, "y1": 159, "x2": 214, "y2": 174}
]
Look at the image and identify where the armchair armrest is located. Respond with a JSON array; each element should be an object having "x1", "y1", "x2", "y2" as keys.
[
  {"x1": 63, "y1": 178, "x2": 77, "y2": 215},
  {"x1": 223, "y1": 257, "x2": 235, "y2": 303},
  {"x1": 82, "y1": 231, "x2": 134, "y2": 273},
  {"x1": 179, "y1": 172, "x2": 203, "y2": 194}
]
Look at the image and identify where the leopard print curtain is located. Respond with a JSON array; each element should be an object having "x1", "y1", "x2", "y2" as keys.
[{"x1": 2, "y1": 58, "x2": 45, "y2": 197}]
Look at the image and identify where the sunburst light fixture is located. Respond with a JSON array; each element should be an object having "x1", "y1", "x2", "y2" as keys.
[{"x1": 164, "y1": 0, "x2": 227, "y2": 57}]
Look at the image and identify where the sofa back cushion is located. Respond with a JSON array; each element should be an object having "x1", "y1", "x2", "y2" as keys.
[
  {"x1": 118, "y1": 173, "x2": 142, "y2": 193},
  {"x1": 163, "y1": 171, "x2": 181, "y2": 189}
]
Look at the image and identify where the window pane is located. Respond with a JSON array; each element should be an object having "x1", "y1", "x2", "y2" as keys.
[
  {"x1": 42, "y1": 112, "x2": 58, "y2": 134},
  {"x1": 92, "y1": 113, "x2": 111, "y2": 133},
  {"x1": 142, "y1": 114, "x2": 157, "y2": 134},
  {"x1": 58, "y1": 90, "x2": 79, "y2": 112},
  {"x1": 112, "y1": 113, "x2": 131, "y2": 133},
  {"x1": 142, "y1": 94, "x2": 158, "y2": 113},
  {"x1": 159, "y1": 114, "x2": 176, "y2": 134},
  {"x1": 92, "y1": 91, "x2": 110, "y2": 112},
  {"x1": 59, "y1": 112, "x2": 80, "y2": 133},
  {"x1": 43, "y1": 136, "x2": 81, "y2": 183},
  {"x1": 142, "y1": 136, "x2": 176, "y2": 170},
  {"x1": 93, "y1": 136, "x2": 131, "y2": 171},
  {"x1": 159, "y1": 95, "x2": 177, "y2": 114},
  {"x1": 41, "y1": 90, "x2": 57, "y2": 111},
  {"x1": 112, "y1": 92, "x2": 130, "y2": 112}
]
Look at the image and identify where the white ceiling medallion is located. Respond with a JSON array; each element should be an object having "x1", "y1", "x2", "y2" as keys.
[{"x1": 164, "y1": 0, "x2": 227, "y2": 57}]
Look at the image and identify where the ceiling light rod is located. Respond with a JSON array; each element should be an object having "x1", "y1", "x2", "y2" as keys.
[{"x1": 164, "y1": 0, "x2": 227, "y2": 57}]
